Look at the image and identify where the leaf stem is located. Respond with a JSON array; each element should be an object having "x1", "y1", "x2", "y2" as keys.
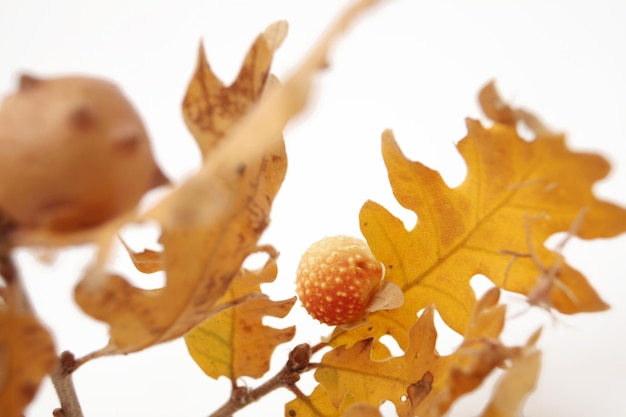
[
  {"x1": 50, "y1": 351, "x2": 84, "y2": 417},
  {"x1": 209, "y1": 344, "x2": 313, "y2": 417},
  {"x1": 73, "y1": 341, "x2": 119, "y2": 371}
]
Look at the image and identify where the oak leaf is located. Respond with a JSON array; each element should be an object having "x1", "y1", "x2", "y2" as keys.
[
  {"x1": 419, "y1": 288, "x2": 513, "y2": 417},
  {"x1": 479, "y1": 332, "x2": 541, "y2": 417},
  {"x1": 74, "y1": 0, "x2": 383, "y2": 356},
  {"x1": 74, "y1": 23, "x2": 288, "y2": 354},
  {"x1": 295, "y1": 289, "x2": 523, "y2": 417},
  {"x1": 285, "y1": 385, "x2": 356, "y2": 417},
  {"x1": 184, "y1": 248, "x2": 296, "y2": 380},
  {"x1": 313, "y1": 305, "x2": 448, "y2": 416},
  {"x1": 0, "y1": 310, "x2": 56, "y2": 417},
  {"x1": 119, "y1": 237, "x2": 164, "y2": 274},
  {"x1": 330, "y1": 83, "x2": 626, "y2": 356},
  {"x1": 183, "y1": 21, "x2": 288, "y2": 158},
  {"x1": 341, "y1": 403, "x2": 384, "y2": 417}
]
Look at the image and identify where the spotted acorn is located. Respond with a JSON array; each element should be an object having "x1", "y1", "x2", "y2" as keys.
[{"x1": 295, "y1": 235, "x2": 384, "y2": 325}]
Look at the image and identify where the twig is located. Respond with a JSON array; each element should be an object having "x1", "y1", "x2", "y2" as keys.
[
  {"x1": 0, "y1": 211, "x2": 29, "y2": 312},
  {"x1": 310, "y1": 342, "x2": 328, "y2": 354},
  {"x1": 0, "y1": 212, "x2": 17, "y2": 281},
  {"x1": 50, "y1": 351, "x2": 84, "y2": 417},
  {"x1": 501, "y1": 208, "x2": 588, "y2": 320},
  {"x1": 209, "y1": 343, "x2": 313, "y2": 417}
]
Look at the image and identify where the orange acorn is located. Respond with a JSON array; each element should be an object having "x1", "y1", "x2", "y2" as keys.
[{"x1": 296, "y1": 235, "x2": 385, "y2": 325}]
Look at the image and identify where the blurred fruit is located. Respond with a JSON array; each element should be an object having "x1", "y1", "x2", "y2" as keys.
[{"x1": 0, "y1": 74, "x2": 167, "y2": 232}]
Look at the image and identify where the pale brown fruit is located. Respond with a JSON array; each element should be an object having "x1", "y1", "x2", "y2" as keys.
[{"x1": 0, "y1": 74, "x2": 167, "y2": 231}]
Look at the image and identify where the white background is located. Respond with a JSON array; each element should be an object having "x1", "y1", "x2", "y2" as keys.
[{"x1": 1, "y1": 0, "x2": 625, "y2": 416}]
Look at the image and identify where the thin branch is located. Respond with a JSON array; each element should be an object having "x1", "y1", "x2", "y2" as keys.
[
  {"x1": 0, "y1": 211, "x2": 29, "y2": 312},
  {"x1": 0, "y1": 215, "x2": 17, "y2": 280},
  {"x1": 209, "y1": 344, "x2": 313, "y2": 417},
  {"x1": 50, "y1": 351, "x2": 84, "y2": 417},
  {"x1": 310, "y1": 342, "x2": 328, "y2": 354},
  {"x1": 501, "y1": 208, "x2": 588, "y2": 321}
]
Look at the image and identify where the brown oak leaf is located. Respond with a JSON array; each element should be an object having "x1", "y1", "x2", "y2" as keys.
[{"x1": 0, "y1": 310, "x2": 56, "y2": 417}]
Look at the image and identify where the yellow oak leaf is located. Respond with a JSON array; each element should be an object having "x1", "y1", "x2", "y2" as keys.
[
  {"x1": 74, "y1": 0, "x2": 382, "y2": 356},
  {"x1": 304, "y1": 289, "x2": 520, "y2": 417},
  {"x1": 184, "y1": 248, "x2": 296, "y2": 380},
  {"x1": 341, "y1": 403, "x2": 384, "y2": 417},
  {"x1": 285, "y1": 385, "x2": 356, "y2": 417},
  {"x1": 0, "y1": 310, "x2": 56, "y2": 417},
  {"x1": 329, "y1": 83, "x2": 626, "y2": 356},
  {"x1": 313, "y1": 305, "x2": 450, "y2": 416}
]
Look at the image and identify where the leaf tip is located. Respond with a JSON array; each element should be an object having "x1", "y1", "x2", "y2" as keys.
[
  {"x1": 478, "y1": 79, "x2": 517, "y2": 126},
  {"x1": 263, "y1": 20, "x2": 289, "y2": 51},
  {"x1": 196, "y1": 39, "x2": 207, "y2": 61},
  {"x1": 381, "y1": 128, "x2": 395, "y2": 142}
]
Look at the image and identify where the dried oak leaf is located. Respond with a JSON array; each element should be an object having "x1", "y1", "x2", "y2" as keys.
[
  {"x1": 75, "y1": 0, "x2": 382, "y2": 356},
  {"x1": 184, "y1": 248, "x2": 296, "y2": 380},
  {"x1": 147, "y1": 0, "x2": 383, "y2": 233},
  {"x1": 119, "y1": 237, "x2": 164, "y2": 274},
  {"x1": 329, "y1": 83, "x2": 626, "y2": 357},
  {"x1": 0, "y1": 310, "x2": 56, "y2": 417},
  {"x1": 419, "y1": 288, "x2": 512, "y2": 417},
  {"x1": 74, "y1": 22, "x2": 287, "y2": 354},
  {"x1": 294, "y1": 289, "x2": 518, "y2": 417},
  {"x1": 183, "y1": 21, "x2": 288, "y2": 158},
  {"x1": 479, "y1": 331, "x2": 542, "y2": 417}
]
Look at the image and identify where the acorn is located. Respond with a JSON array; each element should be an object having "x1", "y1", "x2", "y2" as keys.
[{"x1": 296, "y1": 235, "x2": 385, "y2": 325}]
